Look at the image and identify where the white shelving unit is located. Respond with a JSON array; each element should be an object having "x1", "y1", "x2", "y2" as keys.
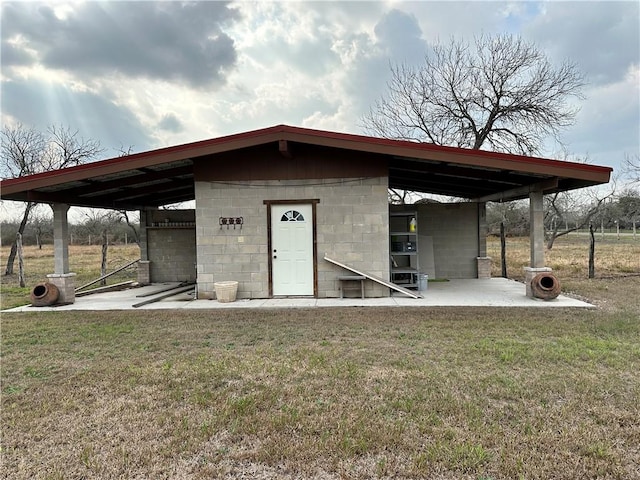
[{"x1": 389, "y1": 211, "x2": 419, "y2": 289}]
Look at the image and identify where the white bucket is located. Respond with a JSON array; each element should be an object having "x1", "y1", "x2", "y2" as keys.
[{"x1": 214, "y1": 281, "x2": 238, "y2": 303}]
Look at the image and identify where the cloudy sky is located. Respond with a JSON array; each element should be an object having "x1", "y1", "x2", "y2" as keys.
[{"x1": 2, "y1": 1, "x2": 639, "y2": 179}]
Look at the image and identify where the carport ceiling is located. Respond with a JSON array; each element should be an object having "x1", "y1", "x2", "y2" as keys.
[{"x1": 0, "y1": 125, "x2": 612, "y2": 210}]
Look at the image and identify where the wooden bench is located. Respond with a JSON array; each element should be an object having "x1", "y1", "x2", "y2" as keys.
[{"x1": 338, "y1": 275, "x2": 366, "y2": 299}]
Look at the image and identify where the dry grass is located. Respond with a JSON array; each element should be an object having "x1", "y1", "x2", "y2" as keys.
[
  {"x1": 1, "y1": 237, "x2": 639, "y2": 479},
  {"x1": 1, "y1": 244, "x2": 139, "y2": 309},
  {"x1": 487, "y1": 233, "x2": 640, "y2": 281}
]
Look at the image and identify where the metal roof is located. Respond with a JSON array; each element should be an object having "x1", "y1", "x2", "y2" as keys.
[{"x1": 0, "y1": 124, "x2": 612, "y2": 210}]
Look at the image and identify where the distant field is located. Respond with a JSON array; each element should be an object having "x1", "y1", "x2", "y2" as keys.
[{"x1": 487, "y1": 233, "x2": 640, "y2": 281}]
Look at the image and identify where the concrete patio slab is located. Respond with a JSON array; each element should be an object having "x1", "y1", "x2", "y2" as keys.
[{"x1": 3, "y1": 278, "x2": 594, "y2": 312}]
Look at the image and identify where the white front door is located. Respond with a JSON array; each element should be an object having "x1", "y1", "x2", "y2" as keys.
[{"x1": 271, "y1": 204, "x2": 314, "y2": 296}]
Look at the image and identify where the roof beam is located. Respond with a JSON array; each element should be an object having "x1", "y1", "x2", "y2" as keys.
[
  {"x1": 89, "y1": 179, "x2": 193, "y2": 203},
  {"x1": 390, "y1": 162, "x2": 535, "y2": 186},
  {"x1": 389, "y1": 170, "x2": 501, "y2": 195},
  {"x1": 140, "y1": 189, "x2": 195, "y2": 207},
  {"x1": 23, "y1": 178, "x2": 193, "y2": 209},
  {"x1": 473, "y1": 178, "x2": 559, "y2": 202},
  {"x1": 50, "y1": 164, "x2": 193, "y2": 197},
  {"x1": 24, "y1": 190, "x2": 146, "y2": 210},
  {"x1": 391, "y1": 182, "x2": 486, "y2": 199}
]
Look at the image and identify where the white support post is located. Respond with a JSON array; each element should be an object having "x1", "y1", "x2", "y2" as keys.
[
  {"x1": 525, "y1": 189, "x2": 551, "y2": 298},
  {"x1": 139, "y1": 209, "x2": 149, "y2": 262},
  {"x1": 48, "y1": 203, "x2": 76, "y2": 303},
  {"x1": 529, "y1": 189, "x2": 545, "y2": 269},
  {"x1": 477, "y1": 202, "x2": 488, "y2": 257},
  {"x1": 52, "y1": 203, "x2": 70, "y2": 274},
  {"x1": 138, "y1": 209, "x2": 151, "y2": 284},
  {"x1": 476, "y1": 202, "x2": 491, "y2": 278}
]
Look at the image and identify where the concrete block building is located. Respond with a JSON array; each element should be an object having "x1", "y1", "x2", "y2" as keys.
[{"x1": 0, "y1": 125, "x2": 612, "y2": 302}]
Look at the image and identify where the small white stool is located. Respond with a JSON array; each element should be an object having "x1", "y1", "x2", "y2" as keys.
[{"x1": 338, "y1": 275, "x2": 366, "y2": 299}]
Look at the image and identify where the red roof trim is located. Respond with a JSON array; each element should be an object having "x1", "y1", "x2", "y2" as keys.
[
  {"x1": 271, "y1": 125, "x2": 612, "y2": 175},
  {"x1": 1, "y1": 124, "x2": 612, "y2": 189}
]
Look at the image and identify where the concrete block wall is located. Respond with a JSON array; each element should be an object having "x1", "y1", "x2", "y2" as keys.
[
  {"x1": 195, "y1": 177, "x2": 389, "y2": 299},
  {"x1": 414, "y1": 203, "x2": 480, "y2": 279},
  {"x1": 147, "y1": 210, "x2": 197, "y2": 283},
  {"x1": 317, "y1": 178, "x2": 389, "y2": 298}
]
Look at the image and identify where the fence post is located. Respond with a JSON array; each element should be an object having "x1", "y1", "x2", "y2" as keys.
[
  {"x1": 589, "y1": 224, "x2": 595, "y2": 279},
  {"x1": 500, "y1": 222, "x2": 507, "y2": 278},
  {"x1": 16, "y1": 233, "x2": 25, "y2": 288},
  {"x1": 101, "y1": 230, "x2": 108, "y2": 286}
]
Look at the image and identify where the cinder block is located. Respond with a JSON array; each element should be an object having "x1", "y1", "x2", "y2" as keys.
[
  {"x1": 476, "y1": 257, "x2": 492, "y2": 278},
  {"x1": 524, "y1": 267, "x2": 552, "y2": 298},
  {"x1": 46, "y1": 273, "x2": 77, "y2": 304}
]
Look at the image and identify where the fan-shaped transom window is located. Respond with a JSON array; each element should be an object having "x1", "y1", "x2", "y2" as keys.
[{"x1": 280, "y1": 210, "x2": 305, "y2": 222}]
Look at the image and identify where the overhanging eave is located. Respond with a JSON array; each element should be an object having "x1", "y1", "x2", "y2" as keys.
[
  {"x1": 0, "y1": 125, "x2": 613, "y2": 209},
  {"x1": 473, "y1": 178, "x2": 560, "y2": 202}
]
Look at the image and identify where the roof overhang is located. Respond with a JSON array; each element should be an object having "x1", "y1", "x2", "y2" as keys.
[{"x1": 0, "y1": 124, "x2": 612, "y2": 210}]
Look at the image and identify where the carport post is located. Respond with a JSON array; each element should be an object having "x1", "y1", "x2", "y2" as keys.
[
  {"x1": 529, "y1": 189, "x2": 545, "y2": 268},
  {"x1": 476, "y1": 202, "x2": 492, "y2": 278},
  {"x1": 525, "y1": 189, "x2": 552, "y2": 297},
  {"x1": 47, "y1": 203, "x2": 76, "y2": 303},
  {"x1": 52, "y1": 203, "x2": 70, "y2": 273},
  {"x1": 139, "y1": 210, "x2": 149, "y2": 261},
  {"x1": 137, "y1": 209, "x2": 151, "y2": 284}
]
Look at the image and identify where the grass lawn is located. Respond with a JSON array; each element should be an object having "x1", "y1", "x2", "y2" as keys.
[{"x1": 1, "y1": 237, "x2": 639, "y2": 479}]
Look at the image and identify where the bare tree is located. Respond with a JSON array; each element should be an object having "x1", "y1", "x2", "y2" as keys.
[
  {"x1": 2, "y1": 124, "x2": 103, "y2": 275},
  {"x1": 544, "y1": 186, "x2": 616, "y2": 249},
  {"x1": 116, "y1": 144, "x2": 134, "y2": 157},
  {"x1": 486, "y1": 200, "x2": 529, "y2": 236},
  {"x1": 47, "y1": 125, "x2": 103, "y2": 168},
  {"x1": 0, "y1": 125, "x2": 46, "y2": 178},
  {"x1": 388, "y1": 188, "x2": 410, "y2": 205},
  {"x1": 362, "y1": 33, "x2": 585, "y2": 156},
  {"x1": 29, "y1": 207, "x2": 52, "y2": 249},
  {"x1": 119, "y1": 210, "x2": 141, "y2": 244},
  {"x1": 623, "y1": 153, "x2": 640, "y2": 183},
  {"x1": 541, "y1": 151, "x2": 617, "y2": 249},
  {"x1": 75, "y1": 209, "x2": 122, "y2": 244},
  {"x1": 2, "y1": 126, "x2": 45, "y2": 274},
  {"x1": 113, "y1": 138, "x2": 139, "y2": 245},
  {"x1": 617, "y1": 189, "x2": 640, "y2": 237}
]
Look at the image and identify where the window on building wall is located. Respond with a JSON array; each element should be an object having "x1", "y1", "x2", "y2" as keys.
[{"x1": 280, "y1": 210, "x2": 305, "y2": 222}]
